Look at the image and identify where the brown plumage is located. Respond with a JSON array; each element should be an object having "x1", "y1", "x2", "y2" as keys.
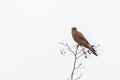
[{"x1": 71, "y1": 27, "x2": 98, "y2": 56}]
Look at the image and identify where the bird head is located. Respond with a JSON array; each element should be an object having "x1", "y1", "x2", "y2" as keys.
[{"x1": 72, "y1": 27, "x2": 77, "y2": 32}]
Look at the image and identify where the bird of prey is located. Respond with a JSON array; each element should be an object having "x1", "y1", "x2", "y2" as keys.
[{"x1": 71, "y1": 27, "x2": 98, "y2": 56}]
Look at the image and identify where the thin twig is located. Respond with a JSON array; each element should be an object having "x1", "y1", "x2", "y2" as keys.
[
  {"x1": 60, "y1": 48, "x2": 66, "y2": 55},
  {"x1": 77, "y1": 49, "x2": 83, "y2": 54},
  {"x1": 60, "y1": 42, "x2": 75, "y2": 55},
  {"x1": 75, "y1": 63, "x2": 82, "y2": 69},
  {"x1": 60, "y1": 42, "x2": 99, "y2": 80},
  {"x1": 66, "y1": 44, "x2": 75, "y2": 55},
  {"x1": 76, "y1": 53, "x2": 84, "y2": 59},
  {"x1": 71, "y1": 47, "x2": 78, "y2": 80},
  {"x1": 75, "y1": 73, "x2": 83, "y2": 80}
]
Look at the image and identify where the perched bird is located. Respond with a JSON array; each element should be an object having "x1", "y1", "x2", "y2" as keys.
[{"x1": 71, "y1": 27, "x2": 98, "y2": 56}]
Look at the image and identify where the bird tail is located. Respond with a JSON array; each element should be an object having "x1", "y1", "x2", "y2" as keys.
[
  {"x1": 90, "y1": 47, "x2": 98, "y2": 56},
  {"x1": 84, "y1": 44, "x2": 98, "y2": 56}
]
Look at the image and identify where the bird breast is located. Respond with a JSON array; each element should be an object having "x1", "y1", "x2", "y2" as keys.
[{"x1": 72, "y1": 31, "x2": 81, "y2": 44}]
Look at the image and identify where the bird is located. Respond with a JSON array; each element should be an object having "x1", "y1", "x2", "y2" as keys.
[{"x1": 71, "y1": 27, "x2": 98, "y2": 56}]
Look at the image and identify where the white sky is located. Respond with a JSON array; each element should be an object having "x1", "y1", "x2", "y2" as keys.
[{"x1": 0, "y1": 0, "x2": 120, "y2": 80}]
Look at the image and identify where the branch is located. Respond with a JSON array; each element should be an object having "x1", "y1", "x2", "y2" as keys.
[
  {"x1": 75, "y1": 63, "x2": 82, "y2": 69},
  {"x1": 60, "y1": 48, "x2": 66, "y2": 55},
  {"x1": 71, "y1": 47, "x2": 78, "y2": 80},
  {"x1": 60, "y1": 42, "x2": 85, "y2": 80},
  {"x1": 76, "y1": 53, "x2": 84, "y2": 59},
  {"x1": 59, "y1": 42, "x2": 99, "y2": 80},
  {"x1": 60, "y1": 42, "x2": 75, "y2": 55},
  {"x1": 75, "y1": 73, "x2": 83, "y2": 80},
  {"x1": 77, "y1": 49, "x2": 83, "y2": 54}
]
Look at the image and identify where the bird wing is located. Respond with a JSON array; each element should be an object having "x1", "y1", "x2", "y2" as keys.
[{"x1": 77, "y1": 31, "x2": 90, "y2": 44}]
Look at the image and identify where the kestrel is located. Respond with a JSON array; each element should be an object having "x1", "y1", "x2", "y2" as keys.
[{"x1": 71, "y1": 27, "x2": 98, "y2": 56}]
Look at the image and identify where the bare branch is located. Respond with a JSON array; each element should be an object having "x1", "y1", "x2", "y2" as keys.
[
  {"x1": 60, "y1": 48, "x2": 66, "y2": 55},
  {"x1": 75, "y1": 63, "x2": 82, "y2": 69},
  {"x1": 59, "y1": 42, "x2": 99, "y2": 80},
  {"x1": 60, "y1": 42, "x2": 67, "y2": 46},
  {"x1": 66, "y1": 44, "x2": 75, "y2": 56},
  {"x1": 76, "y1": 53, "x2": 84, "y2": 59},
  {"x1": 87, "y1": 50, "x2": 91, "y2": 54},
  {"x1": 75, "y1": 73, "x2": 83, "y2": 80},
  {"x1": 77, "y1": 49, "x2": 83, "y2": 54},
  {"x1": 60, "y1": 42, "x2": 75, "y2": 55},
  {"x1": 71, "y1": 47, "x2": 78, "y2": 80}
]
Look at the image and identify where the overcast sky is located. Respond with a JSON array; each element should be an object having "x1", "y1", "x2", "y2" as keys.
[{"x1": 0, "y1": 0, "x2": 120, "y2": 80}]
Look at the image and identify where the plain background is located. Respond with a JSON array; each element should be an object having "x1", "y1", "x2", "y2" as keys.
[{"x1": 0, "y1": 0, "x2": 120, "y2": 80}]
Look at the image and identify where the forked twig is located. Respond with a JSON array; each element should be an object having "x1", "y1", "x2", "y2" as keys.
[{"x1": 59, "y1": 42, "x2": 99, "y2": 80}]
